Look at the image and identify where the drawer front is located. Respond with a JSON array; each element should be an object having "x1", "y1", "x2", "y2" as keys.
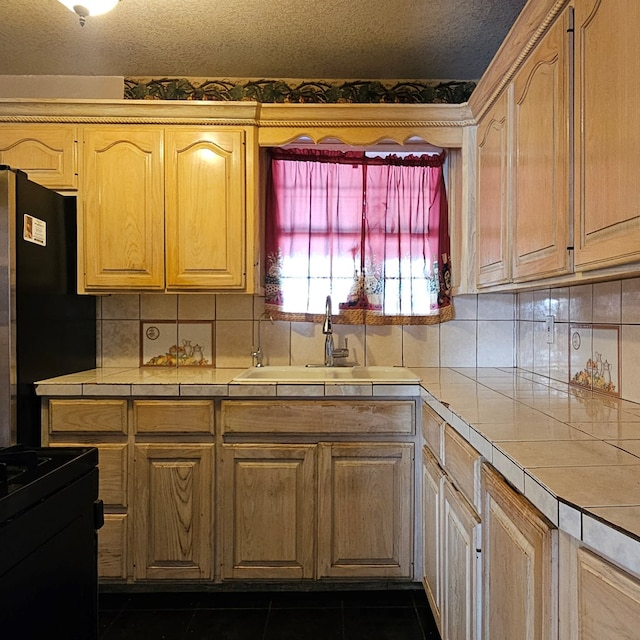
[
  {"x1": 422, "y1": 402, "x2": 444, "y2": 463},
  {"x1": 221, "y1": 400, "x2": 415, "y2": 435},
  {"x1": 48, "y1": 399, "x2": 127, "y2": 434},
  {"x1": 97, "y1": 444, "x2": 128, "y2": 507},
  {"x1": 98, "y1": 513, "x2": 128, "y2": 580},
  {"x1": 50, "y1": 442, "x2": 127, "y2": 506},
  {"x1": 133, "y1": 400, "x2": 214, "y2": 434},
  {"x1": 443, "y1": 424, "x2": 482, "y2": 510}
]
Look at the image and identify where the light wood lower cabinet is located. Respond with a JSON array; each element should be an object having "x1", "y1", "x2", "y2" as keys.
[
  {"x1": 221, "y1": 444, "x2": 316, "y2": 580},
  {"x1": 99, "y1": 514, "x2": 129, "y2": 580},
  {"x1": 44, "y1": 396, "x2": 416, "y2": 584},
  {"x1": 482, "y1": 463, "x2": 557, "y2": 640},
  {"x1": 133, "y1": 443, "x2": 214, "y2": 581},
  {"x1": 422, "y1": 442, "x2": 481, "y2": 640},
  {"x1": 318, "y1": 442, "x2": 414, "y2": 579},
  {"x1": 220, "y1": 399, "x2": 416, "y2": 582},
  {"x1": 45, "y1": 400, "x2": 130, "y2": 580},
  {"x1": 442, "y1": 478, "x2": 481, "y2": 640},
  {"x1": 422, "y1": 446, "x2": 444, "y2": 634},
  {"x1": 221, "y1": 441, "x2": 414, "y2": 581},
  {"x1": 133, "y1": 399, "x2": 215, "y2": 435},
  {"x1": 559, "y1": 532, "x2": 640, "y2": 640}
]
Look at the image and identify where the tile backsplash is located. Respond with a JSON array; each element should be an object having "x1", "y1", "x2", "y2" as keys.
[
  {"x1": 94, "y1": 276, "x2": 640, "y2": 403},
  {"x1": 97, "y1": 292, "x2": 516, "y2": 371},
  {"x1": 94, "y1": 276, "x2": 640, "y2": 405},
  {"x1": 516, "y1": 278, "x2": 640, "y2": 404}
]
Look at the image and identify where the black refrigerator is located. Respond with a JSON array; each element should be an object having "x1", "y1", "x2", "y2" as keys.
[{"x1": 0, "y1": 166, "x2": 96, "y2": 447}]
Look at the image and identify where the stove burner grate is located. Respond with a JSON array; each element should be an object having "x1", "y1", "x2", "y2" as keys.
[{"x1": 0, "y1": 448, "x2": 54, "y2": 497}]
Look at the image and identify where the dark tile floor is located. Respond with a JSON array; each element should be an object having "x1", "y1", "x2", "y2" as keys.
[{"x1": 98, "y1": 588, "x2": 441, "y2": 640}]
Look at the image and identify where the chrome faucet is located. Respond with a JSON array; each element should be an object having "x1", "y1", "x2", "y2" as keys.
[
  {"x1": 323, "y1": 295, "x2": 334, "y2": 366},
  {"x1": 251, "y1": 312, "x2": 274, "y2": 367},
  {"x1": 322, "y1": 295, "x2": 349, "y2": 366}
]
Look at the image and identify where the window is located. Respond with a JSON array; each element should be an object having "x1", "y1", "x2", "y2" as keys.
[{"x1": 264, "y1": 148, "x2": 452, "y2": 325}]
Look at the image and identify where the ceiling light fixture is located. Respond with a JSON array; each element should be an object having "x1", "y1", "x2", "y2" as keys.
[{"x1": 57, "y1": 0, "x2": 121, "y2": 26}]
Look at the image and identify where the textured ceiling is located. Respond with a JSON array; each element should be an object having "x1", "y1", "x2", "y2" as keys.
[{"x1": 0, "y1": 0, "x2": 528, "y2": 81}]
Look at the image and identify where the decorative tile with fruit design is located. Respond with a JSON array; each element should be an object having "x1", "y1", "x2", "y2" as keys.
[
  {"x1": 569, "y1": 324, "x2": 620, "y2": 396},
  {"x1": 141, "y1": 321, "x2": 214, "y2": 367}
]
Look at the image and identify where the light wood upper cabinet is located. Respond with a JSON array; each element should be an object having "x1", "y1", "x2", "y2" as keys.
[
  {"x1": 512, "y1": 8, "x2": 571, "y2": 281},
  {"x1": 165, "y1": 129, "x2": 245, "y2": 289},
  {"x1": 476, "y1": 90, "x2": 511, "y2": 287},
  {"x1": 475, "y1": 8, "x2": 572, "y2": 288},
  {"x1": 81, "y1": 127, "x2": 165, "y2": 290},
  {"x1": 80, "y1": 125, "x2": 251, "y2": 292},
  {"x1": 471, "y1": 0, "x2": 640, "y2": 286},
  {"x1": 317, "y1": 442, "x2": 414, "y2": 579},
  {"x1": 133, "y1": 443, "x2": 214, "y2": 581},
  {"x1": 221, "y1": 444, "x2": 316, "y2": 580},
  {"x1": 573, "y1": 0, "x2": 640, "y2": 271},
  {"x1": 0, "y1": 125, "x2": 77, "y2": 190},
  {"x1": 482, "y1": 463, "x2": 557, "y2": 640}
]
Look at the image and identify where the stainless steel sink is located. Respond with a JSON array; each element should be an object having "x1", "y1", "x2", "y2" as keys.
[{"x1": 231, "y1": 366, "x2": 421, "y2": 384}]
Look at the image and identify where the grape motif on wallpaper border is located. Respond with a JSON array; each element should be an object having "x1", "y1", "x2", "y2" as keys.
[{"x1": 124, "y1": 78, "x2": 476, "y2": 103}]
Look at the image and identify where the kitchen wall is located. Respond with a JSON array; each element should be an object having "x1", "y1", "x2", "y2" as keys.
[
  {"x1": 97, "y1": 291, "x2": 516, "y2": 371},
  {"x1": 0, "y1": 75, "x2": 123, "y2": 98},
  {"x1": 97, "y1": 278, "x2": 640, "y2": 404},
  {"x1": 516, "y1": 277, "x2": 640, "y2": 405}
]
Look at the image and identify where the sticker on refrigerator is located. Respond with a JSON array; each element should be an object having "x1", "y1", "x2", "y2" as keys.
[{"x1": 23, "y1": 214, "x2": 46, "y2": 246}]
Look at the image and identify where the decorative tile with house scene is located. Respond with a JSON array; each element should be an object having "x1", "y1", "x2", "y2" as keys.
[
  {"x1": 141, "y1": 321, "x2": 214, "y2": 367},
  {"x1": 569, "y1": 324, "x2": 620, "y2": 397}
]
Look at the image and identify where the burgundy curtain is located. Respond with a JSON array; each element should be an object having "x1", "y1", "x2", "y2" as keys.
[{"x1": 264, "y1": 148, "x2": 452, "y2": 325}]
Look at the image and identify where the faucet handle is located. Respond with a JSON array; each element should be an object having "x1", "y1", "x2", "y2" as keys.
[{"x1": 332, "y1": 337, "x2": 349, "y2": 360}]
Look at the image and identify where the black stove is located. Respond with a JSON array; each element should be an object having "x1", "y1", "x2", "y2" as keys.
[
  {"x1": 0, "y1": 444, "x2": 103, "y2": 639},
  {"x1": 0, "y1": 444, "x2": 98, "y2": 519}
]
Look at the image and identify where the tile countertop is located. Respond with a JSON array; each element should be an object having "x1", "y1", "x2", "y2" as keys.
[
  {"x1": 34, "y1": 367, "x2": 422, "y2": 398},
  {"x1": 36, "y1": 365, "x2": 640, "y2": 576},
  {"x1": 417, "y1": 366, "x2": 640, "y2": 579}
]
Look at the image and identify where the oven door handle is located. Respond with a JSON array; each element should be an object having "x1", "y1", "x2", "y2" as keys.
[{"x1": 93, "y1": 499, "x2": 104, "y2": 530}]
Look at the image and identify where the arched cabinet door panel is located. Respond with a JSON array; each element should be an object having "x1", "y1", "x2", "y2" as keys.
[
  {"x1": 512, "y1": 7, "x2": 571, "y2": 282},
  {"x1": 573, "y1": 0, "x2": 640, "y2": 271},
  {"x1": 0, "y1": 125, "x2": 78, "y2": 190},
  {"x1": 81, "y1": 127, "x2": 165, "y2": 290},
  {"x1": 476, "y1": 90, "x2": 511, "y2": 287},
  {"x1": 165, "y1": 129, "x2": 246, "y2": 290}
]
